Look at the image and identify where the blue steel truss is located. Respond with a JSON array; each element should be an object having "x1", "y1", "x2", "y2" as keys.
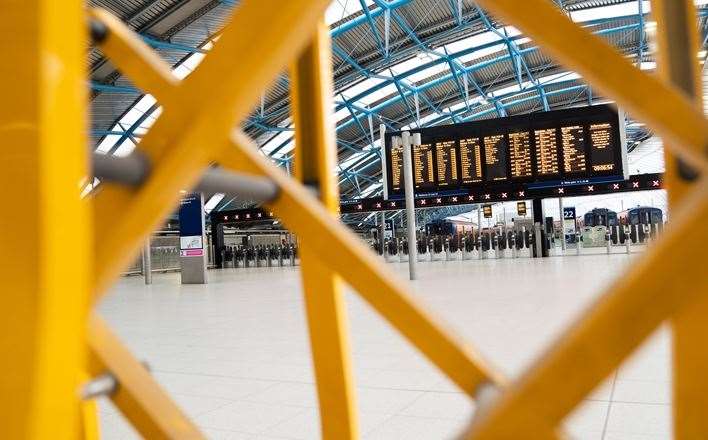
[{"x1": 90, "y1": 1, "x2": 708, "y2": 213}]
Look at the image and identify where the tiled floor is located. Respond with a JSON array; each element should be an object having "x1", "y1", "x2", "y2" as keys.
[{"x1": 98, "y1": 252, "x2": 671, "y2": 439}]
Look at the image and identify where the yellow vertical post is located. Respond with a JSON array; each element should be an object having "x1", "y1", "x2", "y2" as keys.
[
  {"x1": 651, "y1": 1, "x2": 708, "y2": 437},
  {"x1": 0, "y1": 0, "x2": 90, "y2": 438},
  {"x1": 290, "y1": 21, "x2": 359, "y2": 439}
]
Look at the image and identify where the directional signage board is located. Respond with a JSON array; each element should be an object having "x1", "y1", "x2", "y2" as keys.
[
  {"x1": 384, "y1": 105, "x2": 627, "y2": 199},
  {"x1": 517, "y1": 201, "x2": 527, "y2": 216}
]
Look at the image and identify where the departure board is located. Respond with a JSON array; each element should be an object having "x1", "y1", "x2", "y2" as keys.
[
  {"x1": 413, "y1": 142, "x2": 435, "y2": 190},
  {"x1": 483, "y1": 134, "x2": 508, "y2": 181},
  {"x1": 560, "y1": 125, "x2": 587, "y2": 174},
  {"x1": 435, "y1": 140, "x2": 459, "y2": 187},
  {"x1": 589, "y1": 122, "x2": 615, "y2": 173},
  {"x1": 459, "y1": 137, "x2": 483, "y2": 184},
  {"x1": 384, "y1": 105, "x2": 626, "y2": 197},
  {"x1": 390, "y1": 145, "x2": 404, "y2": 192},
  {"x1": 508, "y1": 130, "x2": 532, "y2": 178},
  {"x1": 534, "y1": 128, "x2": 559, "y2": 176}
]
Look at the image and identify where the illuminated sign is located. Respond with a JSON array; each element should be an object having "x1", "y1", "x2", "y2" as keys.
[{"x1": 384, "y1": 105, "x2": 626, "y2": 198}]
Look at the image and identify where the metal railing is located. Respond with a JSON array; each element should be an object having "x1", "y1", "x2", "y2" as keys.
[{"x1": 3, "y1": 0, "x2": 707, "y2": 439}]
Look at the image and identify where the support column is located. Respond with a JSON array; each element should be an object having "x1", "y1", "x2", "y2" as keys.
[
  {"x1": 558, "y1": 197, "x2": 566, "y2": 251},
  {"x1": 0, "y1": 0, "x2": 91, "y2": 437},
  {"x1": 532, "y1": 198, "x2": 547, "y2": 257},
  {"x1": 402, "y1": 132, "x2": 418, "y2": 280},
  {"x1": 290, "y1": 21, "x2": 358, "y2": 439},
  {"x1": 143, "y1": 238, "x2": 152, "y2": 285}
]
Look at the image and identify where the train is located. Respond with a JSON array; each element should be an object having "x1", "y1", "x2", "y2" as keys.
[{"x1": 580, "y1": 206, "x2": 663, "y2": 244}]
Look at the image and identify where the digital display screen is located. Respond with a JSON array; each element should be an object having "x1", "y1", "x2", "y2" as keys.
[
  {"x1": 459, "y1": 137, "x2": 483, "y2": 184},
  {"x1": 413, "y1": 141, "x2": 435, "y2": 190},
  {"x1": 560, "y1": 125, "x2": 587, "y2": 174},
  {"x1": 384, "y1": 105, "x2": 625, "y2": 197},
  {"x1": 483, "y1": 134, "x2": 508, "y2": 181},
  {"x1": 534, "y1": 128, "x2": 559, "y2": 176},
  {"x1": 435, "y1": 139, "x2": 459, "y2": 187},
  {"x1": 508, "y1": 130, "x2": 532, "y2": 179},
  {"x1": 390, "y1": 144, "x2": 404, "y2": 192},
  {"x1": 483, "y1": 204, "x2": 493, "y2": 218},
  {"x1": 589, "y1": 122, "x2": 615, "y2": 173}
]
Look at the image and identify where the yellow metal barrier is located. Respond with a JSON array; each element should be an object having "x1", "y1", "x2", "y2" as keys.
[
  {"x1": 2, "y1": 0, "x2": 707, "y2": 438},
  {"x1": 291, "y1": 22, "x2": 360, "y2": 439}
]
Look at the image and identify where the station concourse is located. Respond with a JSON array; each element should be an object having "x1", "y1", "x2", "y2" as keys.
[{"x1": 2, "y1": 0, "x2": 707, "y2": 439}]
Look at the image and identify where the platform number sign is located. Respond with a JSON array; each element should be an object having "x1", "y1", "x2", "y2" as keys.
[
  {"x1": 517, "y1": 201, "x2": 527, "y2": 216},
  {"x1": 563, "y1": 207, "x2": 576, "y2": 220},
  {"x1": 483, "y1": 204, "x2": 493, "y2": 218}
]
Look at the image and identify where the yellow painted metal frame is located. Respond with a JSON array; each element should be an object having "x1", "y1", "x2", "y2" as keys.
[
  {"x1": 0, "y1": 0, "x2": 91, "y2": 438},
  {"x1": 6, "y1": 0, "x2": 708, "y2": 438},
  {"x1": 290, "y1": 22, "x2": 359, "y2": 439},
  {"x1": 650, "y1": 0, "x2": 708, "y2": 437}
]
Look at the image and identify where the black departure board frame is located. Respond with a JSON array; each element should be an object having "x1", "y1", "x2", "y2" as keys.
[{"x1": 383, "y1": 105, "x2": 627, "y2": 199}]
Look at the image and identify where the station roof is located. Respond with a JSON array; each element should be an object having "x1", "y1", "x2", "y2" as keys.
[{"x1": 89, "y1": 0, "x2": 708, "y2": 221}]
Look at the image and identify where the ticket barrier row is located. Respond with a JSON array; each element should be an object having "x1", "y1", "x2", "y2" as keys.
[
  {"x1": 572, "y1": 224, "x2": 657, "y2": 256},
  {"x1": 379, "y1": 228, "x2": 539, "y2": 262},
  {"x1": 220, "y1": 244, "x2": 299, "y2": 268}
]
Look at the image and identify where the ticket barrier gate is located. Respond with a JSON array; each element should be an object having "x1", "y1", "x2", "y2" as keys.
[
  {"x1": 445, "y1": 237, "x2": 461, "y2": 261},
  {"x1": 523, "y1": 228, "x2": 534, "y2": 258},
  {"x1": 629, "y1": 224, "x2": 655, "y2": 244},
  {"x1": 245, "y1": 246, "x2": 255, "y2": 267},
  {"x1": 463, "y1": 234, "x2": 476, "y2": 260},
  {"x1": 431, "y1": 237, "x2": 445, "y2": 261},
  {"x1": 399, "y1": 239, "x2": 409, "y2": 262},
  {"x1": 384, "y1": 239, "x2": 399, "y2": 263},
  {"x1": 479, "y1": 232, "x2": 491, "y2": 260},
  {"x1": 417, "y1": 236, "x2": 428, "y2": 262},
  {"x1": 234, "y1": 246, "x2": 244, "y2": 268},
  {"x1": 291, "y1": 244, "x2": 299, "y2": 266}
]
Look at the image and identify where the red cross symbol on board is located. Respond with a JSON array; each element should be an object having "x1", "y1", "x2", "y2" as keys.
[
  {"x1": 652, "y1": 180, "x2": 660, "y2": 187},
  {"x1": 269, "y1": 212, "x2": 273, "y2": 216},
  {"x1": 390, "y1": 201, "x2": 396, "y2": 207},
  {"x1": 632, "y1": 181, "x2": 640, "y2": 188},
  {"x1": 420, "y1": 200, "x2": 427, "y2": 205},
  {"x1": 587, "y1": 185, "x2": 594, "y2": 192},
  {"x1": 235, "y1": 215, "x2": 240, "y2": 219},
  {"x1": 518, "y1": 191, "x2": 525, "y2": 197},
  {"x1": 375, "y1": 203, "x2": 381, "y2": 208},
  {"x1": 223, "y1": 215, "x2": 228, "y2": 220},
  {"x1": 501, "y1": 192, "x2": 508, "y2": 198},
  {"x1": 612, "y1": 184, "x2": 620, "y2": 190},
  {"x1": 436, "y1": 198, "x2": 442, "y2": 203},
  {"x1": 245, "y1": 214, "x2": 251, "y2": 219},
  {"x1": 484, "y1": 194, "x2": 491, "y2": 199},
  {"x1": 452, "y1": 197, "x2": 458, "y2": 202},
  {"x1": 468, "y1": 195, "x2": 474, "y2": 200},
  {"x1": 357, "y1": 204, "x2": 363, "y2": 210},
  {"x1": 558, "y1": 188, "x2": 564, "y2": 194},
  {"x1": 257, "y1": 213, "x2": 262, "y2": 217}
]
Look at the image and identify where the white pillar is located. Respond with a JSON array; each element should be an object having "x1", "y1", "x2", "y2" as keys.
[{"x1": 402, "y1": 131, "x2": 417, "y2": 280}]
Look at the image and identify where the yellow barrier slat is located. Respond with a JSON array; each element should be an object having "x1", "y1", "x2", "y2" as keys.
[
  {"x1": 472, "y1": 0, "x2": 708, "y2": 174},
  {"x1": 80, "y1": 398, "x2": 100, "y2": 440},
  {"x1": 464, "y1": 177, "x2": 708, "y2": 438},
  {"x1": 87, "y1": 314, "x2": 204, "y2": 439},
  {"x1": 220, "y1": 132, "x2": 505, "y2": 397},
  {"x1": 0, "y1": 1, "x2": 91, "y2": 438},
  {"x1": 91, "y1": 0, "x2": 332, "y2": 297},
  {"x1": 650, "y1": 1, "x2": 708, "y2": 437},
  {"x1": 90, "y1": 8, "x2": 180, "y2": 107},
  {"x1": 291, "y1": 22, "x2": 359, "y2": 439}
]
